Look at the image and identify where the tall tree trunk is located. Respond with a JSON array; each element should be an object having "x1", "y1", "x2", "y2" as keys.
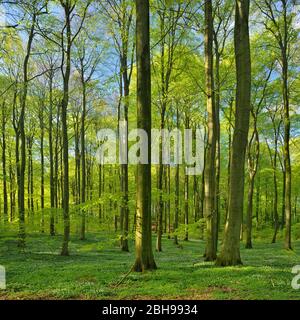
[
  {"x1": 204, "y1": 0, "x2": 217, "y2": 261},
  {"x1": 214, "y1": 44, "x2": 221, "y2": 252},
  {"x1": 282, "y1": 46, "x2": 292, "y2": 250},
  {"x1": 30, "y1": 139, "x2": 34, "y2": 213},
  {"x1": 156, "y1": 149, "x2": 164, "y2": 251},
  {"x1": 256, "y1": 174, "x2": 260, "y2": 228},
  {"x1": 156, "y1": 9, "x2": 166, "y2": 252},
  {"x1": 294, "y1": 196, "x2": 297, "y2": 223},
  {"x1": 174, "y1": 107, "x2": 180, "y2": 245},
  {"x1": 264, "y1": 181, "x2": 269, "y2": 222},
  {"x1": 40, "y1": 107, "x2": 45, "y2": 233},
  {"x1": 163, "y1": 167, "x2": 167, "y2": 234},
  {"x1": 133, "y1": 0, "x2": 156, "y2": 272},
  {"x1": 281, "y1": 168, "x2": 286, "y2": 229},
  {"x1": 54, "y1": 103, "x2": 60, "y2": 217},
  {"x1": 184, "y1": 169, "x2": 189, "y2": 241},
  {"x1": 80, "y1": 78, "x2": 86, "y2": 241},
  {"x1": 27, "y1": 136, "x2": 33, "y2": 215},
  {"x1": 245, "y1": 173, "x2": 255, "y2": 248},
  {"x1": 98, "y1": 164, "x2": 102, "y2": 222},
  {"x1": 193, "y1": 175, "x2": 198, "y2": 223},
  {"x1": 120, "y1": 63, "x2": 130, "y2": 252},
  {"x1": 267, "y1": 118, "x2": 280, "y2": 243},
  {"x1": 17, "y1": 13, "x2": 36, "y2": 248},
  {"x1": 60, "y1": 2, "x2": 72, "y2": 256},
  {"x1": 167, "y1": 164, "x2": 171, "y2": 238},
  {"x1": 49, "y1": 73, "x2": 55, "y2": 235},
  {"x1": 9, "y1": 147, "x2": 15, "y2": 222},
  {"x1": 271, "y1": 160, "x2": 279, "y2": 243},
  {"x1": 225, "y1": 98, "x2": 233, "y2": 222},
  {"x1": 245, "y1": 118, "x2": 259, "y2": 249},
  {"x1": 1, "y1": 103, "x2": 8, "y2": 222},
  {"x1": 155, "y1": 3, "x2": 178, "y2": 250},
  {"x1": 216, "y1": 0, "x2": 251, "y2": 266},
  {"x1": 199, "y1": 166, "x2": 205, "y2": 240},
  {"x1": 27, "y1": 137, "x2": 31, "y2": 214}
]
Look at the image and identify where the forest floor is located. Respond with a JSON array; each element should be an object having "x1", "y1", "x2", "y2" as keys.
[{"x1": 0, "y1": 231, "x2": 300, "y2": 300}]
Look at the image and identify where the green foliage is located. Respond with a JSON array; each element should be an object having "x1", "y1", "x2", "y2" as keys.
[{"x1": 0, "y1": 231, "x2": 300, "y2": 300}]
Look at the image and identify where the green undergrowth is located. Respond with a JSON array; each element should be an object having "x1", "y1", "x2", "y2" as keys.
[{"x1": 0, "y1": 230, "x2": 299, "y2": 300}]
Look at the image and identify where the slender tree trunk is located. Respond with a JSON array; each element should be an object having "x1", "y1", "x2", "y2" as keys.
[
  {"x1": 245, "y1": 119, "x2": 259, "y2": 249},
  {"x1": 156, "y1": 145, "x2": 164, "y2": 251},
  {"x1": 199, "y1": 167, "x2": 205, "y2": 240},
  {"x1": 267, "y1": 122, "x2": 280, "y2": 243},
  {"x1": 74, "y1": 116, "x2": 80, "y2": 213},
  {"x1": 245, "y1": 173, "x2": 255, "y2": 248},
  {"x1": 54, "y1": 104, "x2": 60, "y2": 220},
  {"x1": 282, "y1": 52, "x2": 292, "y2": 250},
  {"x1": 271, "y1": 167, "x2": 279, "y2": 243},
  {"x1": 294, "y1": 196, "x2": 297, "y2": 223},
  {"x1": 265, "y1": 181, "x2": 269, "y2": 223},
  {"x1": 1, "y1": 103, "x2": 8, "y2": 222},
  {"x1": 156, "y1": 11, "x2": 166, "y2": 251},
  {"x1": 281, "y1": 168, "x2": 286, "y2": 229},
  {"x1": 48, "y1": 74, "x2": 55, "y2": 235},
  {"x1": 60, "y1": 3, "x2": 72, "y2": 256},
  {"x1": 204, "y1": 0, "x2": 217, "y2": 261},
  {"x1": 163, "y1": 167, "x2": 167, "y2": 234},
  {"x1": 184, "y1": 170, "x2": 189, "y2": 241},
  {"x1": 80, "y1": 78, "x2": 86, "y2": 241},
  {"x1": 27, "y1": 136, "x2": 33, "y2": 215},
  {"x1": 214, "y1": 47, "x2": 221, "y2": 251},
  {"x1": 30, "y1": 140, "x2": 34, "y2": 213},
  {"x1": 193, "y1": 175, "x2": 198, "y2": 223},
  {"x1": 17, "y1": 13, "x2": 36, "y2": 248},
  {"x1": 167, "y1": 164, "x2": 171, "y2": 238},
  {"x1": 225, "y1": 98, "x2": 233, "y2": 222},
  {"x1": 120, "y1": 66, "x2": 130, "y2": 252},
  {"x1": 9, "y1": 148, "x2": 15, "y2": 222},
  {"x1": 40, "y1": 107, "x2": 45, "y2": 233},
  {"x1": 155, "y1": 4, "x2": 177, "y2": 250},
  {"x1": 174, "y1": 107, "x2": 180, "y2": 245},
  {"x1": 98, "y1": 164, "x2": 102, "y2": 221},
  {"x1": 101, "y1": 164, "x2": 105, "y2": 220}
]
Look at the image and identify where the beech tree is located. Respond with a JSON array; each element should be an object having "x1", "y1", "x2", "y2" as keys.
[
  {"x1": 0, "y1": 0, "x2": 299, "y2": 290},
  {"x1": 203, "y1": 0, "x2": 217, "y2": 261},
  {"x1": 217, "y1": 0, "x2": 251, "y2": 266},
  {"x1": 57, "y1": 0, "x2": 90, "y2": 255},
  {"x1": 133, "y1": 0, "x2": 157, "y2": 272},
  {"x1": 256, "y1": 0, "x2": 297, "y2": 250}
]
